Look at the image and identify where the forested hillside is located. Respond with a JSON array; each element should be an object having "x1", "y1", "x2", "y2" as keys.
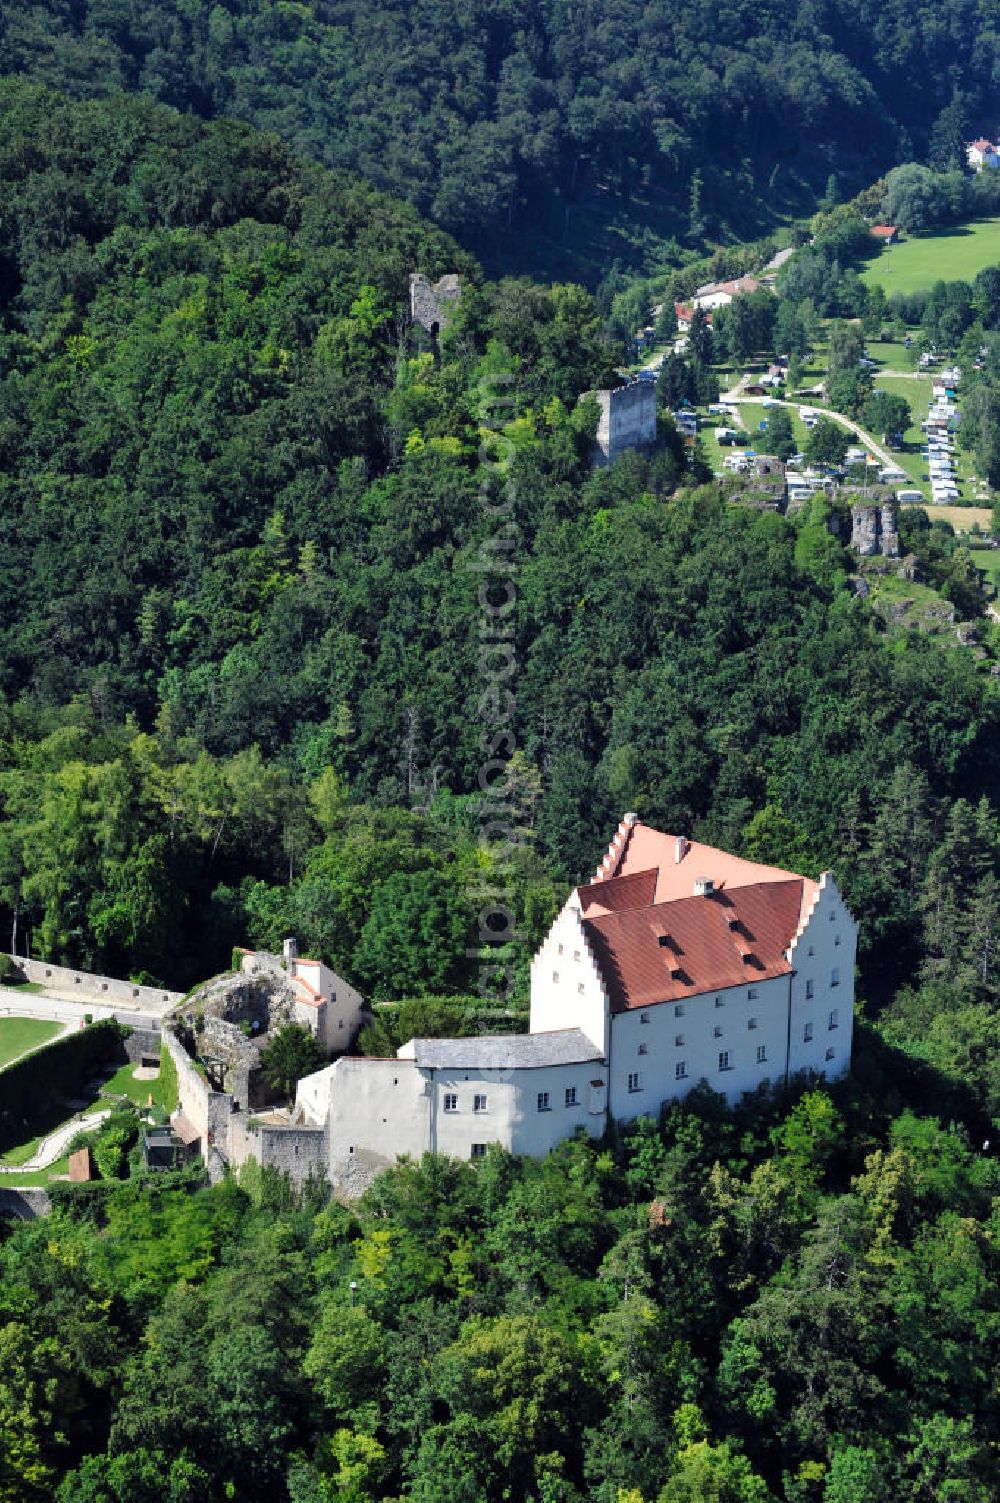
[
  {"x1": 3, "y1": 82, "x2": 1000, "y2": 1073},
  {"x1": 4, "y1": 0, "x2": 999, "y2": 277}
]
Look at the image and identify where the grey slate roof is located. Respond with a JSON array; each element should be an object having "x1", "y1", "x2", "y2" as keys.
[{"x1": 402, "y1": 1028, "x2": 603, "y2": 1071}]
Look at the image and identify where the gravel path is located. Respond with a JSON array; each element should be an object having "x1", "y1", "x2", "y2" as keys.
[{"x1": 0, "y1": 1109, "x2": 112, "y2": 1174}]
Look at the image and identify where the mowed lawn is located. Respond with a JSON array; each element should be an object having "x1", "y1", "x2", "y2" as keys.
[
  {"x1": 861, "y1": 219, "x2": 1000, "y2": 295},
  {"x1": 0, "y1": 1015, "x2": 62, "y2": 1069}
]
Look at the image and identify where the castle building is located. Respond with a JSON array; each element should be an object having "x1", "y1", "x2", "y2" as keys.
[{"x1": 286, "y1": 816, "x2": 856, "y2": 1193}]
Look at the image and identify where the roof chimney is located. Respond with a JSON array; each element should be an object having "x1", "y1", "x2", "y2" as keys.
[
  {"x1": 693, "y1": 876, "x2": 714, "y2": 896},
  {"x1": 675, "y1": 836, "x2": 689, "y2": 864},
  {"x1": 283, "y1": 936, "x2": 298, "y2": 971}
]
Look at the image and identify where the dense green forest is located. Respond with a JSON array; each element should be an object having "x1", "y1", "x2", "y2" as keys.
[
  {"x1": 4, "y1": 0, "x2": 1000, "y2": 278},
  {"x1": 2, "y1": 1080, "x2": 998, "y2": 1502}
]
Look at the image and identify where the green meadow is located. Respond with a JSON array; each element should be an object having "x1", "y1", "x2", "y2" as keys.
[{"x1": 861, "y1": 218, "x2": 1000, "y2": 294}]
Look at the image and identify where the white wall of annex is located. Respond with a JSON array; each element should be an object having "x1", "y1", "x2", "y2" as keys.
[
  {"x1": 427, "y1": 1060, "x2": 608, "y2": 1161},
  {"x1": 320, "y1": 1057, "x2": 430, "y2": 1181}
]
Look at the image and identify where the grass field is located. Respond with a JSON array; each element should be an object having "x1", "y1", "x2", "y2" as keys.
[
  {"x1": 861, "y1": 219, "x2": 1000, "y2": 295},
  {"x1": 0, "y1": 1016, "x2": 62, "y2": 1069},
  {"x1": 900, "y1": 503, "x2": 993, "y2": 532},
  {"x1": 969, "y1": 547, "x2": 1000, "y2": 590},
  {"x1": 100, "y1": 1059, "x2": 173, "y2": 1111}
]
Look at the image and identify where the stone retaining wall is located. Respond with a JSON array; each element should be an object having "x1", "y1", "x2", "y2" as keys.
[{"x1": 0, "y1": 1187, "x2": 51, "y2": 1219}]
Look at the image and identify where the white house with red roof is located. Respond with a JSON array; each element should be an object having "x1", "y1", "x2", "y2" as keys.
[
  {"x1": 528, "y1": 813, "x2": 856, "y2": 1114},
  {"x1": 290, "y1": 815, "x2": 856, "y2": 1191},
  {"x1": 967, "y1": 139, "x2": 1000, "y2": 171}
]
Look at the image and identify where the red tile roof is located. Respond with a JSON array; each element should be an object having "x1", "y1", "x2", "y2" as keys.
[
  {"x1": 579, "y1": 820, "x2": 818, "y2": 1013},
  {"x1": 579, "y1": 868, "x2": 658, "y2": 917},
  {"x1": 601, "y1": 822, "x2": 817, "y2": 914},
  {"x1": 583, "y1": 879, "x2": 804, "y2": 1011},
  {"x1": 870, "y1": 225, "x2": 897, "y2": 239}
]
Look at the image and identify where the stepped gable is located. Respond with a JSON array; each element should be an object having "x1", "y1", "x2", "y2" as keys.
[{"x1": 582, "y1": 879, "x2": 805, "y2": 1012}]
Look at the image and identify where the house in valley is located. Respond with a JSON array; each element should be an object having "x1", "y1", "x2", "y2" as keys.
[{"x1": 967, "y1": 139, "x2": 1000, "y2": 171}]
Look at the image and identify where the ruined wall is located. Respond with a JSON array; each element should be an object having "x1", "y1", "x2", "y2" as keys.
[
  {"x1": 850, "y1": 501, "x2": 899, "y2": 557},
  {"x1": 227, "y1": 1111, "x2": 327, "y2": 1190},
  {"x1": 590, "y1": 382, "x2": 658, "y2": 466},
  {"x1": 162, "y1": 1026, "x2": 232, "y2": 1148}
]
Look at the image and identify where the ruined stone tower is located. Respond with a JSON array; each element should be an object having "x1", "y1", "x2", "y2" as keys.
[
  {"x1": 409, "y1": 273, "x2": 462, "y2": 335},
  {"x1": 850, "y1": 501, "x2": 899, "y2": 558}
]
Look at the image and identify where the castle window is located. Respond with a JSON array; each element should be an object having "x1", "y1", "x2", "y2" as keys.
[
  {"x1": 805, "y1": 979, "x2": 814, "y2": 999},
  {"x1": 747, "y1": 1017, "x2": 758, "y2": 1031},
  {"x1": 638, "y1": 1042, "x2": 648, "y2": 1056},
  {"x1": 674, "y1": 1003, "x2": 685, "y2": 1017},
  {"x1": 719, "y1": 1051, "x2": 732, "y2": 1071},
  {"x1": 444, "y1": 1093, "x2": 458, "y2": 1112},
  {"x1": 807, "y1": 945, "x2": 814, "y2": 957},
  {"x1": 747, "y1": 988, "x2": 759, "y2": 1000},
  {"x1": 756, "y1": 1045, "x2": 767, "y2": 1063},
  {"x1": 577, "y1": 983, "x2": 585, "y2": 994},
  {"x1": 573, "y1": 950, "x2": 580, "y2": 962},
  {"x1": 835, "y1": 933, "x2": 841, "y2": 946},
  {"x1": 565, "y1": 1086, "x2": 578, "y2": 1107},
  {"x1": 558, "y1": 943, "x2": 563, "y2": 955},
  {"x1": 675, "y1": 1034, "x2": 685, "y2": 1047},
  {"x1": 537, "y1": 1092, "x2": 551, "y2": 1112},
  {"x1": 552, "y1": 971, "x2": 559, "y2": 983},
  {"x1": 804, "y1": 1022, "x2": 813, "y2": 1042},
  {"x1": 675, "y1": 1061, "x2": 687, "y2": 1080},
  {"x1": 713, "y1": 1025, "x2": 724, "y2": 1038},
  {"x1": 831, "y1": 967, "x2": 840, "y2": 987},
  {"x1": 715, "y1": 996, "x2": 724, "y2": 1008},
  {"x1": 473, "y1": 1094, "x2": 487, "y2": 1113},
  {"x1": 640, "y1": 1011, "x2": 650, "y2": 1024},
  {"x1": 628, "y1": 1072, "x2": 642, "y2": 1093},
  {"x1": 825, "y1": 1047, "x2": 835, "y2": 1062},
  {"x1": 828, "y1": 1008, "x2": 839, "y2": 1030},
  {"x1": 471, "y1": 1143, "x2": 487, "y2": 1159}
]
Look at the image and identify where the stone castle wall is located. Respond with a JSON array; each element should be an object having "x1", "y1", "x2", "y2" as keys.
[
  {"x1": 409, "y1": 273, "x2": 462, "y2": 334},
  {"x1": 5, "y1": 954, "x2": 180, "y2": 1012}
]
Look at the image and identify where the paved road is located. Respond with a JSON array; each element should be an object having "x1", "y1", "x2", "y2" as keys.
[
  {"x1": 0, "y1": 1109, "x2": 112, "y2": 1174},
  {"x1": 0, "y1": 987, "x2": 163, "y2": 1033},
  {"x1": 721, "y1": 389, "x2": 896, "y2": 470}
]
